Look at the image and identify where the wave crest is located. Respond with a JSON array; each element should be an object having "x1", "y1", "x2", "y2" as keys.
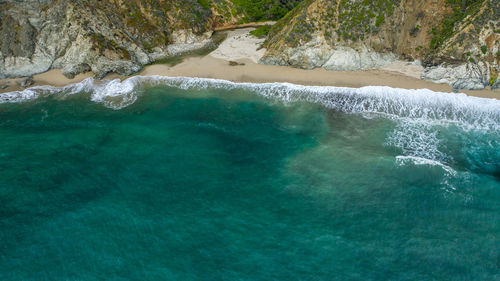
[
  {"x1": 2, "y1": 76, "x2": 498, "y2": 188},
  {"x1": 1, "y1": 76, "x2": 499, "y2": 130}
]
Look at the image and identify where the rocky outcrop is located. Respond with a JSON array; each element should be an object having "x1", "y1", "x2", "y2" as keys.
[
  {"x1": 261, "y1": 0, "x2": 500, "y2": 89},
  {"x1": 0, "y1": 0, "x2": 223, "y2": 79},
  {"x1": 422, "y1": 63, "x2": 491, "y2": 90},
  {"x1": 260, "y1": 35, "x2": 334, "y2": 69},
  {"x1": 1, "y1": 0, "x2": 498, "y2": 90},
  {"x1": 0, "y1": 0, "x2": 304, "y2": 79},
  {"x1": 322, "y1": 46, "x2": 397, "y2": 71},
  {"x1": 18, "y1": 76, "x2": 34, "y2": 88}
]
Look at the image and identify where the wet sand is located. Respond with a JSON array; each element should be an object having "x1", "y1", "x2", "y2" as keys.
[{"x1": 138, "y1": 56, "x2": 499, "y2": 99}]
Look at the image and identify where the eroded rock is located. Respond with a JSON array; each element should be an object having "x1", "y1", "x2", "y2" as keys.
[
  {"x1": 18, "y1": 77, "x2": 34, "y2": 88},
  {"x1": 261, "y1": 0, "x2": 499, "y2": 90},
  {"x1": 0, "y1": 0, "x2": 218, "y2": 79}
]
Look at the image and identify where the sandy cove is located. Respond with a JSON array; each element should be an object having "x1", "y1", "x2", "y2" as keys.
[{"x1": 1, "y1": 28, "x2": 499, "y2": 100}]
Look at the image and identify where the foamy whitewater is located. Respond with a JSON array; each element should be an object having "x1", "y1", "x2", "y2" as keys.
[
  {"x1": 1, "y1": 76, "x2": 499, "y2": 280},
  {"x1": 2, "y1": 76, "x2": 499, "y2": 165},
  {"x1": 2, "y1": 76, "x2": 499, "y2": 125}
]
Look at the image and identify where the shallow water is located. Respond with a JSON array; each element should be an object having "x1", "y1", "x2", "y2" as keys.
[{"x1": 1, "y1": 79, "x2": 499, "y2": 280}]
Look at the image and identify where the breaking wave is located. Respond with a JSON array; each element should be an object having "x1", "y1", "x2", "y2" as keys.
[
  {"x1": 2, "y1": 75, "x2": 499, "y2": 187},
  {"x1": 2, "y1": 76, "x2": 498, "y2": 128}
]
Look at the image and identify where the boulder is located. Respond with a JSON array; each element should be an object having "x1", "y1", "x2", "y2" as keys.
[
  {"x1": 18, "y1": 77, "x2": 34, "y2": 88},
  {"x1": 451, "y1": 79, "x2": 486, "y2": 91}
]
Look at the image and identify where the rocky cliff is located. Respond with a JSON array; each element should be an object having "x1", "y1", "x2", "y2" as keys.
[
  {"x1": 0, "y1": 0, "x2": 218, "y2": 78},
  {"x1": 261, "y1": 0, "x2": 500, "y2": 89},
  {"x1": 1, "y1": 0, "x2": 498, "y2": 89},
  {"x1": 0, "y1": 0, "x2": 299, "y2": 79}
]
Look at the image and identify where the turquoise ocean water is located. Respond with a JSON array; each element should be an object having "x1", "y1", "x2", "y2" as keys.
[{"x1": 0, "y1": 77, "x2": 499, "y2": 280}]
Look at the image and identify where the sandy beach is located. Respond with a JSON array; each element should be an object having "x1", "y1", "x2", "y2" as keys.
[{"x1": 1, "y1": 28, "x2": 499, "y2": 99}]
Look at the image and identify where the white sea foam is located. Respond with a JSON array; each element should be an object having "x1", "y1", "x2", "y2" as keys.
[
  {"x1": 1, "y1": 76, "x2": 499, "y2": 129},
  {"x1": 386, "y1": 120, "x2": 450, "y2": 163},
  {"x1": 395, "y1": 155, "x2": 457, "y2": 176},
  {"x1": 2, "y1": 75, "x2": 498, "y2": 186},
  {"x1": 396, "y1": 155, "x2": 462, "y2": 193},
  {"x1": 0, "y1": 87, "x2": 42, "y2": 103}
]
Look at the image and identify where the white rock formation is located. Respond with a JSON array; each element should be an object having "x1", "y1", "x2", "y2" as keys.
[
  {"x1": 323, "y1": 46, "x2": 397, "y2": 71},
  {"x1": 422, "y1": 63, "x2": 492, "y2": 90}
]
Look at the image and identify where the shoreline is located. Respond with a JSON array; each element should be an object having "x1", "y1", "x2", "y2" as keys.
[
  {"x1": 1, "y1": 28, "x2": 498, "y2": 100},
  {"x1": 1, "y1": 56, "x2": 498, "y2": 100}
]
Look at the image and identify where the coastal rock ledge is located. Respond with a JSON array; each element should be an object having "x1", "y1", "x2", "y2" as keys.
[
  {"x1": 1, "y1": 0, "x2": 499, "y2": 91},
  {"x1": 260, "y1": 0, "x2": 500, "y2": 90},
  {"x1": 0, "y1": 0, "x2": 217, "y2": 79}
]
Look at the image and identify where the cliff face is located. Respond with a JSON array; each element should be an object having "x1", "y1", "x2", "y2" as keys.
[
  {"x1": 0, "y1": 0, "x2": 220, "y2": 78},
  {"x1": 422, "y1": 0, "x2": 500, "y2": 89},
  {"x1": 262, "y1": 0, "x2": 500, "y2": 89},
  {"x1": 0, "y1": 0, "x2": 301, "y2": 79},
  {"x1": 211, "y1": 0, "x2": 302, "y2": 25},
  {"x1": 1, "y1": 0, "x2": 498, "y2": 89}
]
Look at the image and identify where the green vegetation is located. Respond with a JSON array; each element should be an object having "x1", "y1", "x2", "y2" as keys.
[
  {"x1": 250, "y1": 25, "x2": 272, "y2": 38},
  {"x1": 265, "y1": 0, "x2": 403, "y2": 48},
  {"x1": 196, "y1": 0, "x2": 210, "y2": 10},
  {"x1": 120, "y1": 0, "x2": 212, "y2": 34},
  {"x1": 264, "y1": 0, "x2": 314, "y2": 47},
  {"x1": 151, "y1": 55, "x2": 184, "y2": 67},
  {"x1": 334, "y1": 0, "x2": 400, "y2": 42},
  {"x1": 229, "y1": 0, "x2": 301, "y2": 22},
  {"x1": 430, "y1": 0, "x2": 485, "y2": 49},
  {"x1": 375, "y1": 14, "x2": 385, "y2": 27},
  {"x1": 410, "y1": 24, "x2": 421, "y2": 37},
  {"x1": 480, "y1": 45, "x2": 487, "y2": 54},
  {"x1": 193, "y1": 0, "x2": 301, "y2": 27},
  {"x1": 489, "y1": 68, "x2": 498, "y2": 88},
  {"x1": 285, "y1": 12, "x2": 314, "y2": 47},
  {"x1": 89, "y1": 32, "x2": 130, "y2": 59},
  {"x1": 148, "y1": 32, "x2": 227, "y2": 66}
]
